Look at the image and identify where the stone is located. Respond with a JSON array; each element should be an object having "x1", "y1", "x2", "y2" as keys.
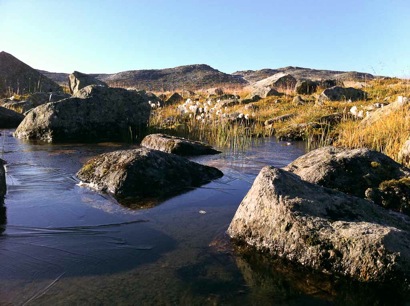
[
  {"x1": 76, "y1": 147, "x2": 223, "y2": 204},
  {"x1": 14, "y1": 85, "x2": 151, "y2": 143},
  {"x1": 207, "y1": 87, "x2": 224, "y2": 96},
  {"x1": 141, "y1": 133, "x2": 221, "y2": 156},
  {"x1": 294, "y1": 80, "x2": 318, "y2": 95},
  {"x1": 292, "y1": 95, "x2": 305, "y2": 105},
  {"x1": 0, "y1": 159, "x2": 5, "y2": 197},
  {"x1": 68, "y1": 71, "x2": 107, "y2": 95},
  {"x1": 284, "y1": 146, "x2": 410, "y2": 214},
  {"x1": 165, "y1": 92, "x2": 184, "y2": 105},
  {"x1": 0, "y1": 106, "x2": 24, "y2": 128},
  {"x1": 361, "y1": 96, "x2": 409, "y2": 127},
  {"x1": 227, "y1": 165, "x2": 410, "y2": 283},
  {"x1": 247, "y1": 87, "x2": 281, "y2": 100},
  {"x1": 264, "y1": 114, "x2": 295, "y2": 126},
  {"x1": 317, "y1": 86, "x2": 367, "y2": 104},
  {"x1": 2, "y1": 92, "x2": 70, "y2": 114},
  {"x1": 399, "y1": 139, "x2": 410, "y2": 166}
]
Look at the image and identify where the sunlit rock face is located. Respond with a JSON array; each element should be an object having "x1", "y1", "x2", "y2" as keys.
[{"x1": 228, "y1": 165, "x2": 410, "y2": 284}]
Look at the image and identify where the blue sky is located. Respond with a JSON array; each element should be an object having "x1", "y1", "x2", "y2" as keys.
[{"x1": 1, "y1": 0, "x2": 409, "y2": 77}]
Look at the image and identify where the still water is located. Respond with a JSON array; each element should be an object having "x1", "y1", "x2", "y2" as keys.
[{"x1": 0, "y1": 129, "x2": 408, "y2": 305}]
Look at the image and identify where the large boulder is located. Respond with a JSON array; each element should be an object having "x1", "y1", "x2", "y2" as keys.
[
  {"x1": 294, "y1": 79, "x2": 318, "y2": 95},
  {"x1": 317, "y1": 86, "x2": 367, "y2": 104},
  {"x1": 227, "y1": 165, "x2": 410, "y2": 283},
  {"x1": 0, "y1": 106, "x2": 24, "y2": 128},
  {"x1": 69, "y1": 71, "x2": 107, "y2": 95},
  {"x1": 141, "y1": 133, "x2": 221, "y2": 156},
  {"x1": 2, "y1": 92, "x2": 70, "y2": 114},
  {"x1": 0, "y1": 159, "x2": 5, "y2": 197},
  {"x1": 76, "y1": 147, "x2": 223, "y2": 204},
  {"x1": 284, "y1": 146, "x2": 410, "y2": 214},
  {"x1": 14, "y1": 85, "x2": 151, "y2": 143},
  {"x1": 361, "y1": 96, "x2": 409, "y2": 127},
  {"x1": 165, "y1": 92, "x2": 184, "y2": 105}
]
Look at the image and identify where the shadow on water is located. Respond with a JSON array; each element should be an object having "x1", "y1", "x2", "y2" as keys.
[{"x1": 0, "y1": 197, "x2": 6, "y2": 235}]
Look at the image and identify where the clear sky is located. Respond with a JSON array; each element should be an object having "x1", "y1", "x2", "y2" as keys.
[{"x1": 1, "y1": 0, "x2": 409, "y2": 77}]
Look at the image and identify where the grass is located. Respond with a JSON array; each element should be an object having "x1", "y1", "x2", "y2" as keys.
[{"x1": 148, "y1": 78, "x2": 410, "y2": 163}]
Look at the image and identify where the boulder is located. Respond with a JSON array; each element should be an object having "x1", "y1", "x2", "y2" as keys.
[
  {"x1": 361, "y1": 96, "x2": 409, "y2": 127},
  {"x1": 69, "y1": 71, "x2": 107, "y2": 95},
  {"x1": 0, "y1": 159, "x2": 5, "y2": 197},
  {"x1": 247, "y1": 87, "x2": 281, "y2": 100},
  {"x1": 284, "y1": 146, "x2": 410, "y2": 214},
  {"x1": 264, "y1": 114, "x2": 295, "y2": 126},
  {"x1": 76, "y1": 147, "x2": 223, "y2": 203},
  {"x1": 318, "y1": 79, "x2": 338, "y2": 88},
  {"x1": 227, "y1": 165, "x2": 410, "y2": 283},
  {"x1": 317, "y1": 86, "x2": 367, "y2": 104},
  {"x1": 399, "y1": 139, "x2": 410, "y2": 166},
  {"x1": 207, "y1": 87, "x2": 224, "y2": 96},
  {"x1": 292, "y1": 95, "x2": 305, "y2": 105},
  {"x1": 0, "y1": 106, "x2": 24, "y2": 128},
  {"x1": 141, "y1": 133, "x2": 221, "y2": 156},
  {"x1": 2, "y1": 92, "x2": 70, "y2": 114},
  {"x1": 14, "y1": 85, "x2": 151, "y2": 143},
  {"x1": 294, "y1": 80, "x2": 318, "y2": 95},
  {"x1": 165, "y1": 92, "x2": 184, "y2": 105}
]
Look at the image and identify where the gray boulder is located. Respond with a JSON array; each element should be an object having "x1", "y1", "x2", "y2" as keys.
[
  {"x1": 0, "y1": 106, "x2": 24, "y2": 128},
  {"x1": 228, "y1": 165, "x2": 410, "y2": 283},
  {"x1": 285, "y1": 146, "x2": 410, "y2": 214},
  {"x1": 247, "y1": 87, "x2": 281, "y2": 100},
  {"x1": 264, "y1": 114, "x2": 295, "y2": 126},
  {"x1": 294, "y1": 80, "x2": 318, "y2": 95},
  {"x1": 0, "y1": 159, "x2": 5, "y2": 197},
  {"x1": 69, "y1": 71, "x2": 107, "y2": 95},
  {"x1": 361, "y1": 96, "x2": 409, "y2": 127},
  {"x1": 317, "y1": 86, "x2": 367, "y2": 104},
  {"x1": 77, "y1": 147, "x2": 223, "y2": 204},
  {"x1": 141, "y1": 133, "x2": 221, "y2": 156},
  {"x1": 2, "y1": 92, "x2": 70, "y2": 114},
  {"x1": 14, "y1": 85, "x2": 151, "y2": 143}
]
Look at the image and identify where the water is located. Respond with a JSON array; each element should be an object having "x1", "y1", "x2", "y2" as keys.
[{"x1": 0, "y1": 129, "x2": 408, "y2": 305}]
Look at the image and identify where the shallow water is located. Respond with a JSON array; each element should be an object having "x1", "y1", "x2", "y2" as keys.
[{"x1": 0, "y1": 129, "x2": 408, "y2": 305}]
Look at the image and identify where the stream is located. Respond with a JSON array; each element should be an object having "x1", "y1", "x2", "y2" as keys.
[{"x1": 0, "y1": 129, "x2": 407, "y2": 305}]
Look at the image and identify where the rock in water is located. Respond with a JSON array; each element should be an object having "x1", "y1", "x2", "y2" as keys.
[
  {"x1": 77, "y1": 147, "x2": 223, "y2": 203},
  {"x1": 0, "y1": 159, "x2": 6, "y2": 197},
  {"x1": 141, "y1": 133, "x2": 221, "y2": 156},
  {"x1": 69, "y1": 71, "x2": 107, "y2": 95},
  {"x1": 284, "y1": 146, "x2": 410, "y2": 214},
  {"x1": 0, "y1": 106, "x2": 24, "y2": 128},
  {"x1": 14, "y1": 85, "x2": 151, "y2": 143},
  {"x1": 227, "y1": 166, "x2": 410, "y2": 283}
]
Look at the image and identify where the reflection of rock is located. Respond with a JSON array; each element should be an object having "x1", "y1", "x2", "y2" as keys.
[
  {"x1": 0, "y1": 199, "x2": 6, "y2": 235},
  {"x1": 0, "y1": 158, "x2": 6, "y2": 197},
  {"x1": 141, "y1": 133, "x2": 221, "y2": 156},
  {"x1": 235, "y1": 247, "x2": 410, "y2": 305},
  {"x1": 77, "y1": 147, "x2": 223, "y2": 205},
  {"x1": 228, "y1": 166, "x2": 410, "y2": 283}
]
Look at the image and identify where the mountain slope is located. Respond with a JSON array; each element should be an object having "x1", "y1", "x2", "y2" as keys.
[{"x1": 0, "y1": 51, "x2": 61, "y2": 97}]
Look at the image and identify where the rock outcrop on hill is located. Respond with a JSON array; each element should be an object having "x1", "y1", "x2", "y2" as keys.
[
  {"x1": 0, "y1": 106, "x2": 25, "y2": 128},
  {"x1": 14, "y1": 85, "x2": 151, "y2": 143},
  {"x1": 317, "y1": 86, "x2": 367, "y2": 104},
  {"x1": 141, "y1": 133, "x2": 221, "y2": 156},
  {"x1": 68, "y1": 71, "x2": 107, "y2": 94},
  {"x1": 0, "y1": 51, "x2": 61, "y2": 97},
  {"x1": 228, "y1": 165, "x2": 410, "y2": 284},
  {"x1": 77, "y1": 147, "x2": 223, "y2": 204}
]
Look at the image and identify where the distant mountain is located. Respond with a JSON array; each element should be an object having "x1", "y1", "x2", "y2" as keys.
[
  {"x1": 0, "y1": 51, "x2": 61, "y2": 97},
  {"x1": 233, "y1": 66, "x2": 375, "y2": 83}
]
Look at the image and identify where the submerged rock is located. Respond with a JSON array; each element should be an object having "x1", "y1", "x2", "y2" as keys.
[
  {"x1": 0, "y1": 159, "x2": 5, "y2": 197},
  {"x1": 285, "y1": 146, "x2": 410, "y2": 214},
  {"x1": 76, "y1": 147, "x2": 223, "y2": 204},
  {"x1": 141, "y1": 133, "x2": 221, "y2": 156},
  {"x1": 69, "y1": 71, "x2": 107, "y2": 95},
  {"x1": 0, "y1": 106, "x2": 24, "y2": 128},
  {"x1": 14, "y1": 85, "x2": 151, "y2": 143},
  {"x1": 228, "y1": 165, "x2": 410, "y2": 283}
]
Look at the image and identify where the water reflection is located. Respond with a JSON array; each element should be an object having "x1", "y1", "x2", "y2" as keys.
[{"x1": 0, "y1": 197, "x2": 5, "y2": 235}]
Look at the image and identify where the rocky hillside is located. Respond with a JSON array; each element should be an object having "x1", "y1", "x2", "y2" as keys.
[
  {"x1": 233, "y1": 66, "x2": 375, "y2": 83},
  {"x1": 41, "y1": 64, "x2": 247, "y2": 91},
  {"x1": 0, "y1": 51, "x2": 61, "y2": 97}
]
